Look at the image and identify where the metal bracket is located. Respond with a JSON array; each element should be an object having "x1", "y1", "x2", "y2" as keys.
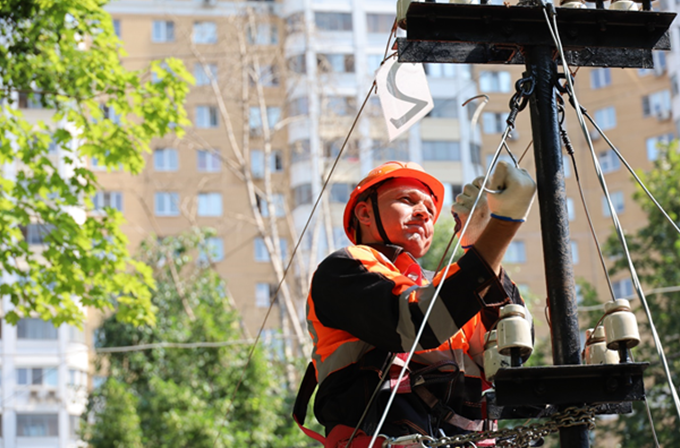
[{"x1": 493, "y1": 363, "x2": 648, "y2": 408}]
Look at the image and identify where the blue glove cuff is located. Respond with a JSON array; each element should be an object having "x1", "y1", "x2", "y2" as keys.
[{"x1": 490, "y1": 213, "x2": 525, "y2": 223}]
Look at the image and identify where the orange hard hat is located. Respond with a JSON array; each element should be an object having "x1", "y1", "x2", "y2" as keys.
[{"x1": 343, "y1": 161, "x2": 445, "y2": 244}]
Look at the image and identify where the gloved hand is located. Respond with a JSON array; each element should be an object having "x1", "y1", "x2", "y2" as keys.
[
  {"x1": 452, "y1": 176, "x2": 491, "y2": 248},
  {"x1": 487, "y1": 161, "x2": 537, "y2": 222}
]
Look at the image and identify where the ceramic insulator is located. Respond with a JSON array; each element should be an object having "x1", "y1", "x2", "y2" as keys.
[
  {"x1": 603, "y1": 299, "x2": 641, "y2": 350},
  {"x1": 610, "y1": 0, "x2": 639, "y2": 10},
  {"x1": 483, "y1": 330, "x2": 511, "y2": 382},
  {"x1": 584, "y1": 326, "x2": 619, "y2": 365},
  {"x1": 497, "y1": 304, "x2": 533, "y2": 357}
]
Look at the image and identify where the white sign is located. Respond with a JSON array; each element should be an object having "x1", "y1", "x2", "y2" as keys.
[{"x1": 375, "y1": 56, "x2": 433, "y2": 142}]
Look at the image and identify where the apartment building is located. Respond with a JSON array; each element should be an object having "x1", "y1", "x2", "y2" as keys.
[
  {"x1": 2, "y1": 101, "x2": 90, "y2": 446},
  {"x1": 283, "y1": 0, "x2": 479, "y2": 273},
  {"x1": 104, "y1": 0, "x2": 288, "y2": 337},
  {"x1": 476, "y1": 53, "x2": 675, "y2": 321}
]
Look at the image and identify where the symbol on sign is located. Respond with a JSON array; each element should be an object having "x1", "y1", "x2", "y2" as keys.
[{"x1": 386, "y1": 62, "x2": 429, "y2": 129}]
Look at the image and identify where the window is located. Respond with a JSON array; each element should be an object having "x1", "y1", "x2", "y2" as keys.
[
  {"x1": 69, "y1": 325, "x2": 85, "y2": 343},
  {"x1": 294, "y1": 183, "x2": 313, "y2": 207},
  {"x1": 503, "y1": 241, "x2": 526, "y2": 264},
  {"x1": 593, "y1": 106, "x2": 617, "y2": 130},
  {"x1": 17, "y1": 368, "x2": 57, "y2": 387},
  {"x1": 566, "y1": 197, "x2": 575, "y2": 221},
  {"x1": 325, "y1": 96, "x2": 356, "y2": 116},
  {"x1": 254, "y1": 238, "x2": 287, "y2": 262},
  {"x1": 323, "y1": 139, "x2": 359, "y2": 160},
  {"x1": 93, "y1": 191, "x2": 123, "y2": 212},
  {"x1": 315, "y1": 12, "x2": 352, "y2": 31},
  {"x1": 195, "y1": 106, "x2": 218, "y2": 128},
  {"x1": 291, "y1": 140, "x2": 311, "y2": 162},
  {"x1": 251, "y1": 150, "x2": 283, "y2": 178},
  {"x1": 249, "y1": 107, "x2": 281, "y2": 136},
  {"x1": 69, "y1": 415, "x2": 80, "y2": 440},
  {"x1": 154, "y1": 148, "x2": 178, "y2": 171},
  {"x1": 194, "y1": 63, "x2": 218, "y2": 86},
  {"x1": 422, "y1": 141, "x2": 461, "y2": 161},
  {"x1": 646, "y1": 133, "x2": 674, "y2": 161},
  {"x1": 427, "y1": 98, "x2": 458, "y2": 118},
  {"x1": 479, "y1": 71, "x2": 511, "y2": 93},
  {"x1": 252, "y1": 64, "x2": 279, "y2": 87},
  {"x1": 257, "y1": 193, "x2": 285, "y2": 217},
  {"x1": 197, "y1": 193, "x2": 223, "y2": 217},
  {"x1": 443, "y1": 183, "x2": 462, "y2": 206},
  {"x1": 612, "y1": 278, "x2": 633, "y2": 299},
  {"x1": 570, "y1": 240, "x2": 579, "y2": 264},
  {"x1": 113, "y1": 19, "x2": 121, "y2": 38},
  {"x1": 425, "y1": 64, "x2": 456, "y2": 78},
  {"x1": 22, "y1": 224, "x2": 55, "y2": 245},
  {"x1": 17, "y1": 319, "x2": 58, "y2": 339},
  {"x1": 198, "y1": 237, "x2": 224, "y2": 263},
  {"x1": 197, "y1": 150, "x2": 221, "y2": 172},
  {"x1": 366, "y1": 14, "x2": 394, "y2": 33},
  {"x1": 287, "y1": 54, "x2": 306, "y2": 74},
  {"x1": 317, "y1": 54, "x2": 355, "y2": 73},
  {"x1": 288, "y1": 97, "x2": 309, "y2": 116},
  {"x1": 154, "y1": 192, "x2": 179, "y2": 216},
  {"x1": 68, "y1": 369, "x2": 87, "y2": 388},
  {"x1": 152, "y1": 20, "x2": 174, "y2": 42},
  {"x1": 18, "y1": 92, "x2": 44, "y2": 109},
  {"x1": 482, "y1": 112, "x2": 506, "y2": 134},
  {"x1": 590, "y1": 68, "x2": 611, "y2": 89},
  {"x1": 193, "y1": 21, "x2": 217, "y2": 44},
  {"x1": 333, "y1": 227, "x2": 350, "y2": 248},
  {"x1": 100, "y1": 104, "x2": 120, "y2": 124},
  {"x1": 642, "y1": 90, "x2": 671, "y2": 118},
  {"x1": 372, "y1": 139, "x2": 409, "y2": 160},
  {"x1": 563, "y1": 154, "x2": 572, "y2": 178},
  {"x1": 602, "y1": 191, "x2": 625, "y2": 217},
  {"x1": 247, "y1": 24, "x2": 279, "y2": 45},
  {"x1": 255, "y1": 283, "x2": 273, "y2": 308},
  {"x1": 286, "y1": 12, "x2": 305, "y2": 33},
  {"x1": 330, "y1": 183, "x2": 352, "y2": 203},
  {"x1": 17, "y1": 414, "x2": 59, "y2": 437},
  {"x1": 598, "y1": 150, "x2": 621, "y2": 173}
]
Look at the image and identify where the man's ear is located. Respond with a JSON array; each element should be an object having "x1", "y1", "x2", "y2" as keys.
[{"x1": 354, "y1": 200, "x2": 373, "y2": 227}]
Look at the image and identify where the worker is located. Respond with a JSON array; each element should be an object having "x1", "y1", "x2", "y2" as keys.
[{"x1": 294, "y1": 160, "x2": 536, "y2": 447}]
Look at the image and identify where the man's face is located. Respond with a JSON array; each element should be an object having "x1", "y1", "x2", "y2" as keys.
[{"x1": 356, "y1": 178, "x2": 436, "y2": 258}]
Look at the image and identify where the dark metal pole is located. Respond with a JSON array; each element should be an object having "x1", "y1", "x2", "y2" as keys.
[{"x1": 525, "y1": 45, "x2": 590, "y2": 448}]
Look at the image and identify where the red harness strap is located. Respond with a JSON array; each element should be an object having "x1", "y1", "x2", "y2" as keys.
[{"x1": 293, "y1": 363, "x2": 386, "y2": 447}]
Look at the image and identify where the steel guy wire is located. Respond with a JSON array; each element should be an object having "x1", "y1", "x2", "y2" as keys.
[
  {"x1": 368, "y1": 116, "x2": 520, "y2": 447},
  {"x1": 542, "y1": 1, "x2": 680, "y2": 424},
  {"x1": 213, "y1": 80, "x2": 379, "y2": 447}
]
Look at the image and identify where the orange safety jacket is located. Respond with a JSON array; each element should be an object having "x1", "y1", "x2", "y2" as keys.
[{"x1": 294, "y1": 243, "x2": 531, "y2": 443}]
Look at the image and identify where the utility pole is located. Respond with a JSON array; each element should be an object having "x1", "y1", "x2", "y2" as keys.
[{"x1": 398, "y1": 1, "x2": 674, "y2": 446}]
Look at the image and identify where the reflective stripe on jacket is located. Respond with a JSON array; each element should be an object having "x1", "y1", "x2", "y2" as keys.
[{"x1": 305, "y1": 243, "x2": 528, "y2": 436}]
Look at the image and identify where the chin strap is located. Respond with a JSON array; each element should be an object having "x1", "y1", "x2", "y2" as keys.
[{"x1": 369, "y1": 188, "x2": 392, "y2": 246}]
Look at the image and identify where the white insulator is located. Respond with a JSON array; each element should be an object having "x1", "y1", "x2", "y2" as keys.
[
  {"x1": 397, "y1": 0, "x2": 416, "y2": 30},
  {"x1": 483, "y1": 330, "x2": 511, "y2": 382},
  {"x1": 560, "y1": 0, "x2": 586, "y2": 8},
  {"x1": 603, "y1": 299, "x2": 641, "y2": 350},
  {"x1": 449, "y1": 0, "x2": 474, "y2": 3},
  {"x1": 610, "y1": 0, "x2": 639, "y2": 10},
  {"x1": 584, "y1": 326, "x2": 619, "y2": 365},
  {"x1": 496, "y1": 304, "x2": 533, "y2": 357}
]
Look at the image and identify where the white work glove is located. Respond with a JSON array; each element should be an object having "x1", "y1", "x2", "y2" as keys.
[
  {"x1": 487, "y1": 161, "x2": 537, "y2": 222},
  {"x1": 451, "y1": 176, "x2": 490, "y2": 248}
]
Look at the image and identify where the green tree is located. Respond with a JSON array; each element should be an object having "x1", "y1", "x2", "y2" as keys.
[
  {"x1": 84, "y1": 229, "x2": 313, "y2": 447},
  {"x1": 419, "y1": 216, "x2": 463, "y2": 271},
  {"x1": 82, "y1": 378, "x2": 144, "y2": 448},
  {"x1": 602, "y1": 141, "x2": 680, "y2": 446},
  {"x1": 0, "y1": 0, "x2": 192, "y2": 326}
]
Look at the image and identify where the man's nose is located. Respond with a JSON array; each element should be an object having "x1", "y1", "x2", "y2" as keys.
[{"x1": 413, "y1": 203, "x2": 430, "y2": 220}]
